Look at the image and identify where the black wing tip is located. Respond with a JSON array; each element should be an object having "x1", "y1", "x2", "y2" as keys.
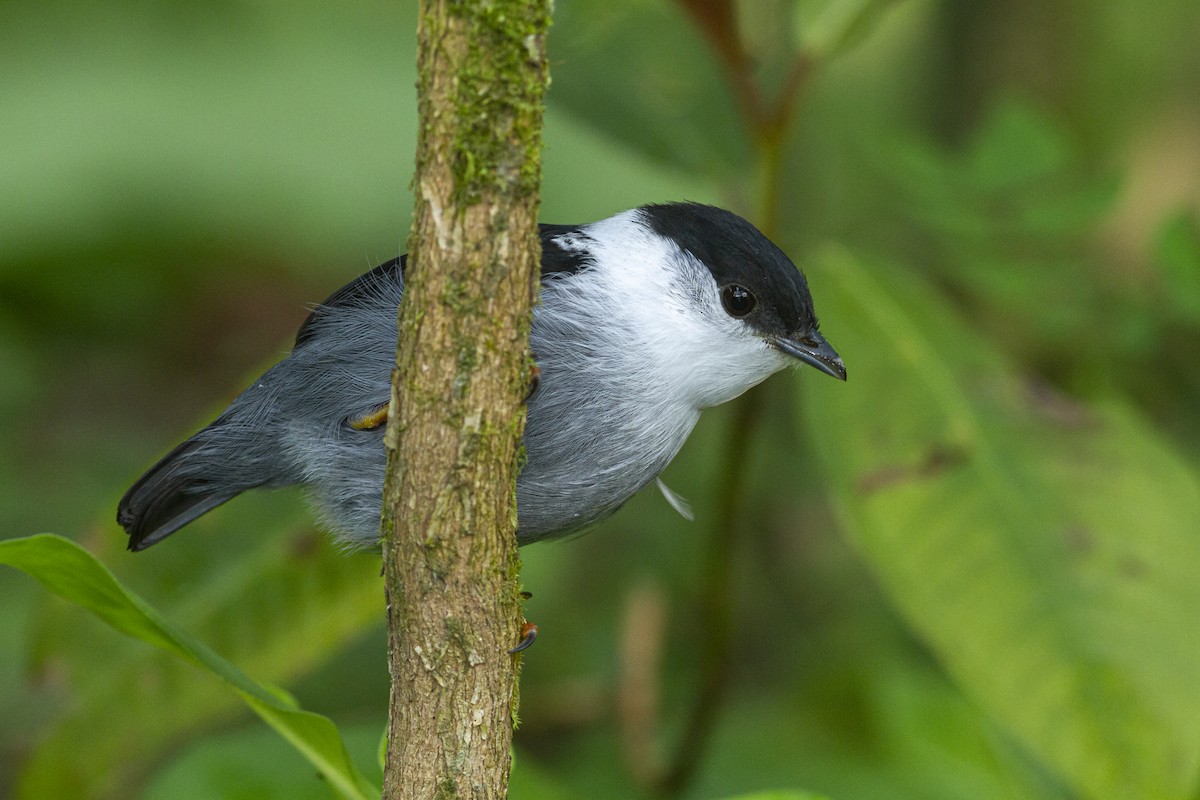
[
  {"x1": 116, "y1": 435, "x2": 242, "y2": 552},
  {"x1": 118, "y1": 499, "x2": 162, "y2": 551},
  {"x1": 117, "y1": 487, "x2": 173, "y2": 551},
  {"x1": 117, "y1": 503, "x2": 146, "y2": 551},
  {"x1": 125, "y1": 531, "x2": 151, "y2": 552},
  {"x1": 119, "y1": 486, "x2": 240, "y2": 552},
  {"x1": 124, "y1": 524, "x2": 170, "y2": 552}
]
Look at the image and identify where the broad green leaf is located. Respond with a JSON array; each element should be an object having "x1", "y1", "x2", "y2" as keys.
[
  {"x1": 799, "y1": 248, "x2": 1200, "y2": 799},
  {"x1": 696, "y1": 651, "x2": 1068, "y2": 800},
  {"x1": 0, "y1": 534, "x2": 377, "y2": 800},
  {"x1": 720, "y1": 793, "x2": 830, "y2": 800}
]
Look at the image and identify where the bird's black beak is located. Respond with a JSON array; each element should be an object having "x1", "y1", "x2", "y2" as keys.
[{"x1": 771, "y1": 332, "x2": 847, "y2": 381}]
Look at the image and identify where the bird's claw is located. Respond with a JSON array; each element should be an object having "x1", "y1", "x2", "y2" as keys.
[{"x1": 526, "y1": 364, "x2": 541, "y2": 401}]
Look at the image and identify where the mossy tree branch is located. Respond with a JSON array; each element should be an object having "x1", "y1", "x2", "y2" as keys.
[{"x1": 380, "y1": 1, "x2": 550, "y2": 797}]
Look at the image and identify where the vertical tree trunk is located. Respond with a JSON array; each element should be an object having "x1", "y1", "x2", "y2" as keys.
[{"x1": 380, "y1": 1, "x2": 550, "y2": 797}]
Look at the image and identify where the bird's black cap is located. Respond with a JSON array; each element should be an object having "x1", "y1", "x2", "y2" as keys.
[
  {"x1": 641, "y1": 203, "x2": 844, "y2": 380},
  {"x1": 641, "y1": 202, "x2": 817, "y2": 333}
]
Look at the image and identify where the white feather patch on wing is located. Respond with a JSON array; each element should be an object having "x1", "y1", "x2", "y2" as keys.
[{"x1": 656, "y1": 477, "x2": 695, "y2": 522}]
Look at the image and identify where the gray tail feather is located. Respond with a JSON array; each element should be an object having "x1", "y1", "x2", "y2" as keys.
[{"x1": 118, "y1": 433, "x2": 248, "y2": 551}]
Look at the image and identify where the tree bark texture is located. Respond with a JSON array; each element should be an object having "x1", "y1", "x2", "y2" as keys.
[{"x1": 381, "y1": 1, "x2": 549, "y2": 798}]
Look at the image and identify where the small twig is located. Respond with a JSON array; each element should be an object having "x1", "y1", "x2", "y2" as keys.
[
  {"x1": 618, "y1": 581, "x2": 670, "y2": 791},
  {"x1": 657, "y1": 5, "x2": 826, "y2": 796},
  {"x1": 771, "y1": 52, "x2": 817, "y2": 135},
  {"x1": 655, "y1": 390, "x2": 764, "y2": 797},
  {"x1": 673, "y1": 0, "x2": 769, "y2": 131}
]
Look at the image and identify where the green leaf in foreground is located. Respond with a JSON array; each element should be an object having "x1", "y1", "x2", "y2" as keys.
[
  {"x1": 799, "y1": 248, "x2": 1200, "y2": 799},
  {"x1": 0, "y1": 534, "x2": 378, "y2": 800}
]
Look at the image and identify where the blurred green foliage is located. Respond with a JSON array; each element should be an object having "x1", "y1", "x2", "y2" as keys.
[
  {"x1": 1, "y1": 0, "x2": 1198, "y2": 798},
  {"x1": 0, "y1": 535, "x2": 377, "y2": 799}
]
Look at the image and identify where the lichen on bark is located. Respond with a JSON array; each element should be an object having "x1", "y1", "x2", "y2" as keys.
[{"x1": 431, "y1": 0, "x2": 550, "y2": 206}]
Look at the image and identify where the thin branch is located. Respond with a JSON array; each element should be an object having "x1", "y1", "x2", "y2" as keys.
[
  {"x1": 655, "y1": 390, "x2": 763, "y2": 798},
  {"x1": 657, "y1": 4, "x2": 825, "y2": 796}
]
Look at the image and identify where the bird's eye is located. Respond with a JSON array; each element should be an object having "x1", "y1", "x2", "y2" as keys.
[{"x1": 721, "y1": 285, "x2": 757, "y2": 317}]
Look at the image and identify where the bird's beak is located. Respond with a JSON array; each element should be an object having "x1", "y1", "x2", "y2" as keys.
[{"x1": 771, "y1": 332, "x2": 847, "y2": 381}]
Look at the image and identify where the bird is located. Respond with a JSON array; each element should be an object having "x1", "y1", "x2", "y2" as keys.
[{"x1": 117, "y1": 202, "x2": 845, "y2": 553}]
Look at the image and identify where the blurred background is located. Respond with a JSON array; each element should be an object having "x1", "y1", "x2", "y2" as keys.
[{"x1": 2, "y1": 0, "x2": 1199, "y2": 798}]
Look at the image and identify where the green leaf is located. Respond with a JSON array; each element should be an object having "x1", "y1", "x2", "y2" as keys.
[
  {"x1": 718, "y1": 792, "x2": 831, "y2": 800},
  {"x1": 143, "y1": 720, "x2": 385, "y2": 800},
  {"x1": 966, "y1": 98, "x2": 1071, "y2": 191},
  {"x1": 545, "y1": 0, "x2": 747, "y2": 174},
  {"x1": 17, "y1": 493, "x2": 387, "y2": 797},
  {"x1": 0, "y1": 534, "x2": 378, "y2": 800},
  {"x1": 1156, "y1": 210, "x2": 1200, "y2": 322},
  {"x1": 799, "y1": 248, "x2": 1200, "y2": 799},
  {"x1": 796, "y1": 0, "x2": 907, "y2": 61}
]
